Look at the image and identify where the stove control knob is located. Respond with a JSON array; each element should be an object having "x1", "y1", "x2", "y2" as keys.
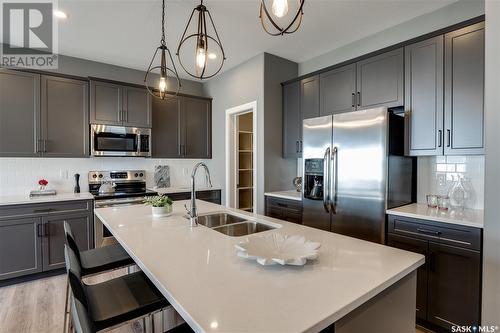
[
  {"x1": 134, "y1": 173, "x2": 139, "y2": 177},
  {"x1": 98, "y1": 174, "x2": 103, "y2": 178},
  {"x1": 92, "y1": 174, "x2": 97, "y2": 179},
  {"x1": 139, "y1": 173, "x2": 144, "y2": 177}
]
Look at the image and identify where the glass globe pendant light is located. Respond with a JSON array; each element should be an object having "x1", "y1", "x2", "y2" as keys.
[
  {"x1": 260, "y1": 0, "x2": 305, "y2": 36},
  {"x1": 144, "y1": 0, "x2": 181, "y2": 99},
  {"x1": 177, "y1": 0, "x2": 226, "y2": 80}
]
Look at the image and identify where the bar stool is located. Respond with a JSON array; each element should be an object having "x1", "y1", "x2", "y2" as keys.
[
  {"x1": 63, "y1": 222, "x2": 135, "y2": 332},
  {"x1": 65, "y1": 244, "x2": 169, "y2": 333}
]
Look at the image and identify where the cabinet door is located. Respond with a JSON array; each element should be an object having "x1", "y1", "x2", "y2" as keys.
[
  {"x1": 356, "y1": 48, "x2": 404, "y2": 109},
  {"x1": 90, "y1": 81, "x2": 122, "y2": 125},
  {"x1": 42, "y1": 213, "x2": 92, "y2": 271},
  {"x1": 181, "y1": 97, "x2": 212, "y2": 158},
  {"x1": 300, "y1": 75, "x2": 320, "y2": 119},
  {"x1": 320, "y1": 64, "x2": 356, "y2": 116},
  {"x1": 387, "y1": 233, "x2": 429, "y2": 321},
  {"x1": 0, "y1": 217, "x2": 43, "y2": 280},
  {"x1": 41, "y1": 75, "x2": 89, "y2": 157},
  {"x1": 123, "y1": 86, "x2": 152, "y2": 128},
  {"x1": 152, "y1": 96, "x2": 182, "y2": 158},
  {"x1": 427, "y1": 242, "x2": 481, "y2": 330},
  {"x1": 282, "y1": 82, "x2": 301, "y2": 158},
  {"x1": 444, "y1": 22, "x2": 485, "y2": 155},
  {"x1": 405, "y1": 36, "x2": 444, "y2": 156},
  {"x1": 0, "y1": 69, "x2": 40, "y2": 157}
]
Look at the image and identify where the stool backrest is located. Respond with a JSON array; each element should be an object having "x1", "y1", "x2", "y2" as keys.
[
  {"x1": 64, "y1": 245, "x2": 96, "y2": 333},
  {"x1": 63, "y1": 221, "x2": 82, "y2": 263}
]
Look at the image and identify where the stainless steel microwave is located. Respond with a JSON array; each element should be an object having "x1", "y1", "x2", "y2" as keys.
[{"x1": 91, "y1": 125, "x2": 151, "y2": 157}]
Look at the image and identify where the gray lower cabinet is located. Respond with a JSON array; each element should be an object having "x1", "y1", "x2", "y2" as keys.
[
  {"x1": 0, "y1": 69, "x2": 40, "y2": 157},
  {"x1": 356, "y1": 48, "x2": 404, "y2": 110},
  {"x1": 152, "y1": 95, "x2": 212, "y2": 159},
  {"x1": 168, "y1": 190, "x2": 221, "y2": 205},
  {"x1": 0, "y1": 200, "x2": 93, "y2": 281},
  {"x1": 405, "y1": 36, "x2": 444, "y2": 156},
  {"x1": 0, "y1": 217, "x2": 43, "y2": 280},
  {"x1": 41, "y1": 75, "x2": 89, "y2": 157},
  {"x1": 300, "y1": 75, "x2": 320, "y2": 120},
  {"x1": 320, "y1": 64, "x2": 356, "y2": 116},
  {"x1": 265, "y1": 196, "x2": 302, "y2": 224},
  {"x1": 282, "y1": 81, "x2": 301, "y2": 158},
  {"x1": 42, "y1": 212, "x2": 93, "y2": 271},
  {"x1": 90, "y1": 80, "x2": 152, "y2": 128},
  {"x1": 444, "y1": 22, "x2": 485, "y2": 155}
]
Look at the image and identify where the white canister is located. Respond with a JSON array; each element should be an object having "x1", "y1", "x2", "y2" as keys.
[{"x1": 151, "y1": 205, "x2": 173, "y2": 217}]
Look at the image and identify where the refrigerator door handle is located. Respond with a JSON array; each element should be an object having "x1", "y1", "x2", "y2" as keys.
[
  {"x1": 330, "y1": 147, "x2": 338, "y2": 214},
  {"x1": 323, "y1": 147, "x2": 331, "y2": 213}
]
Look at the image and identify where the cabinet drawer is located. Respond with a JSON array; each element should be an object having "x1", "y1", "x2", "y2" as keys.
[
  {"x1": 283, "y1": 211, "x2": 302, "y2": 224},
  {"x1": 0, "y1": 200, "x2": 92, "y2": 220},
  {"x1": 266, "y1": 196, "x2": 302, "y2": 212},
  {"x1": 266, "y1": 206, "x2": 282, "y2": 219},
  {"x1": 388, "y1": 215, "x2": 481, "y2": 250}
]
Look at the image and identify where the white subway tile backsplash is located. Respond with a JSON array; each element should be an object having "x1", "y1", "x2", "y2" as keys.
[
  {"x1": 417, "y1": 155, "x2": 484, "y2": 210},
  {"x1": 0, "y1": 158, "x2": 219, "y2": 196}
]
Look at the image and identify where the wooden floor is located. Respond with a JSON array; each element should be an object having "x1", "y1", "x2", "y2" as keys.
[{"x1": 0, "y1": 273, "x2": 430, "y2": 333}]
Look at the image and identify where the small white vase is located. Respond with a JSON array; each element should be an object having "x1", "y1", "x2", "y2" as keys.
[{"x1": 151, "y1": 205, "x2": 172, "y2": 217}]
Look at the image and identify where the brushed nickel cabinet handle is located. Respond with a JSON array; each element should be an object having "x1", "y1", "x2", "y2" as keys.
[
  {"x1": 351, "y1": 93, "x2": 355, "y2": 108},
  {"x1": 447, "y1": 129, "x2": 451, "y2": 147},
  {"x1": 357, "y1": 92, "x2": 361, "y2": 107},
  {"x1": 438, "y1": 130, "x2": 442, "y2": 148}
]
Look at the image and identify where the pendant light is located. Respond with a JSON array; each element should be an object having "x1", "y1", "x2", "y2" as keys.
[
  {"x1": 260, "y1": 0, "x2": 305, "y2": 36},
  {"x1": 177, "y1": 0, "x2": 226, "y2": 80},
  {"x1": 144, "y1": 0, "x2": 181, "y2": 99}
]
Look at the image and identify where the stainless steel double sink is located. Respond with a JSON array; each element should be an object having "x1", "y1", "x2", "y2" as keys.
[{"x1": 194, "y1": 213, "x2": 276, "y2": 237}]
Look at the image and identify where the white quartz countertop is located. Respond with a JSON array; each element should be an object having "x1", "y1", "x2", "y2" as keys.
[
  {"x1": 95, "y1": 201, "x2": 424, "y2": 333},
  {"x1": 150, "y1": 185, "x2": 222, "y2": 195},
  {"x1": 0, "y1": 192, "x2": 94, "y2": 206},
  {"x1": 264, "y1": 190, "x2": 302, "y2": 201},
  {"x1": 386, "y1": 203, "x2": 484, "y2": 229}
]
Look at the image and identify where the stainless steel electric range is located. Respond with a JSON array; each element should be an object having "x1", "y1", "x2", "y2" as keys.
[{"x1": 89, "y1": 170, "x2": 157, "y2": 247}]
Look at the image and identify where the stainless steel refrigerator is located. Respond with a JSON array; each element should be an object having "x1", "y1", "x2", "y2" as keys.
[{"x1": 302, "y1": 107, "x2": 415, "y2": 244}]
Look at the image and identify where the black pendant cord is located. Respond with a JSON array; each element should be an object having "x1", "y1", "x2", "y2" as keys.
[{"x1": 160, "y1": 0, "x2": 166, "y2": 46}]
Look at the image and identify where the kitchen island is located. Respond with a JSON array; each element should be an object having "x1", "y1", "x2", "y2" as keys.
[{"x1": 95, "y1": 200, "x2": 424, "y2": 333}]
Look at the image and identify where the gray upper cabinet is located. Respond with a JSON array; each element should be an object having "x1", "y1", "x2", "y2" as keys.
[
  {"x1": 90, "y1": 80, "x2": 122, "y2": 125},
  {"x1": 0, "y1": 217, "x2": 43, "y2": 280},
  {"x1": 320, "y1": 64, "x2": 356, "y2": 116},
  {"x1": 444, "y1": 22, "x2": 485, "y2": 155},
  {"x1": 405, "y1": 36, "x2": 444, "y2": 156},
  {"x1": 182, "y1": 97, "x2": 212, "y2": 159},
  {"x1": 41, "y1": 75, "x2": 89, "y2": 157},
  {"x1": 90, "y1": 80, "x2": 151, "y2": 128},
  {"x1": 283, "y1": 81, "x2": 301, "y2": 158},
  {"x1": 152, "y1": 96, "x2": 182, "y2": 158},
  {"x1": 152, "y1": 95, "x2": 212, "y2": 159},
  {"x1": 356, "y1": 48, "x2": 404, "y2": 110},
  {"x1": 122, "y1": 86, "x2": 152, "y2": 128},
  {"x1": 300, "y1": 75, "x2": 320, "y2": 119},
  {"x1": 0, "y1": 69, "x2": 40, "y2": 157}
]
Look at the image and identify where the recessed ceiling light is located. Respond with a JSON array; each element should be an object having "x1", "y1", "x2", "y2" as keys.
[
  {"x1": 208, "y1": 53, "x2": 217, "y2": 60},
  {"x1": 53, "y1": 10, "x2": 68, "y2": 19}
]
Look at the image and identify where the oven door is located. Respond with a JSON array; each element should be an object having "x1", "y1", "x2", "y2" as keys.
[{"x1": 91, "y1": 125, "x2": 151, "y2": 157}]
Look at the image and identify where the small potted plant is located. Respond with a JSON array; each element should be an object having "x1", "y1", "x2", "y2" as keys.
[{"x1": 145, "y1": 195, "x2": 173, "y2": 217}]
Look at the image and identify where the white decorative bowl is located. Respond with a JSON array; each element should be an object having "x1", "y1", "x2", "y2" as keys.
[
  {"x1": 151, "y1": 205, "x2": 173, "y2": 217},
  {"x1": 235, "y1": 234, "x2": 320, "y2": 266}
]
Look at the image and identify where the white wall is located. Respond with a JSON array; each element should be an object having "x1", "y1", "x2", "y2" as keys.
[
  {"x1": 0, "y1": 158, "x2": 216, "y2": 196},
  {"x1": 299, "y1": 0, "x2": 485, "y2": 76},
  {"x1": 417, "y1": 156, "x2": 484, "y2": 210},
  {"x1": 482, "y1": 0, "x2": 500, "y2": 324}
]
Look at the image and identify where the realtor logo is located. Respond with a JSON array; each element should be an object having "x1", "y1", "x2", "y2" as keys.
[{"x1": 1, "y1": 1, "x2": 58, "y2": 68}]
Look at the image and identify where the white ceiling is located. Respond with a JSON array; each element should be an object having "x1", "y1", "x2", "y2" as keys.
[{"x1": 51, "y1": 0, "x2": 455, "y2": 79}]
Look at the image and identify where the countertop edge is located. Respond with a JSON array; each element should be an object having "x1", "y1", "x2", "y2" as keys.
[
  {"x1": 264, "y1": 191, "x2": 302, "y2": 202},
  {"x1": 0, "y1": 193, "x2": 94, "y2": 206},
  {"x1": 386, "y1": 205, "x2": 484, "y2": 229}
]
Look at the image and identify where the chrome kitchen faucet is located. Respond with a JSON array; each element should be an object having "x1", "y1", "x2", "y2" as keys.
[{"x1": 185, "y1": 162, "x2": 213, "y2": 227}]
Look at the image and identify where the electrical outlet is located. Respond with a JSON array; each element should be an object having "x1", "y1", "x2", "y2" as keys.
[{"x1": 437, "y1": 173, "x2": 446, "y2": 186}]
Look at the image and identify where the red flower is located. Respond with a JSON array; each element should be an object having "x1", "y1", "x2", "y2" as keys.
[{"x1": 38, "y1": 179, "x2": 48, "y2": 186}]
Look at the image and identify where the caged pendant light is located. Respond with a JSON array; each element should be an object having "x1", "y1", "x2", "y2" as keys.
[
  {"x1": 144, "y1": 0, "x2": 181, "y2": 99},
  {"x1": 260, "y1": 0, "x2": 305, "y2": 36},
  {"x1": 177, "y1": 0, "x2": 226, "y2": 80}
]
